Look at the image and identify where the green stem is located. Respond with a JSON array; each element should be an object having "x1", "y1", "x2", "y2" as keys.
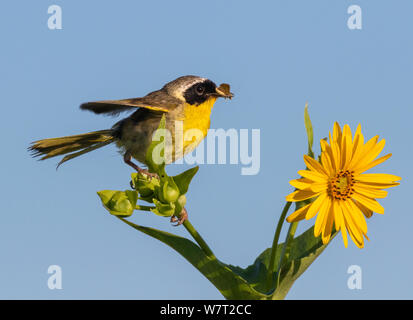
[
  {"x1": 183, "y1": 220, "x2": 216, "y2": 259},
  {"x1": 266, "y1": 201, "x2": 292, "y2": 290},
  {"x1": 135, "y1": 205, "x2": 156, "y2": 211},
  {"x1": 275, "y1": 221, "x2": 298, "y2": 287}
]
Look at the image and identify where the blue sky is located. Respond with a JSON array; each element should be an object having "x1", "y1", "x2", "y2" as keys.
[{"x1": 1, "y1": 0, "x2": 412, "y2": 299}]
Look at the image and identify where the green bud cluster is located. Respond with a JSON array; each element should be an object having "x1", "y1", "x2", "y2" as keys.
[
  {"x1": 131, "y1": 167, "x2": 195, "y2": 218},
  {"x1": 97, "y1": 115, "x2": 197, "y2": 221}
]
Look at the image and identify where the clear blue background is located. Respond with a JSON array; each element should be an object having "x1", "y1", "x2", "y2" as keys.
[{"x1": 0, "y1": 0, "x2": 411, "y2": 299}]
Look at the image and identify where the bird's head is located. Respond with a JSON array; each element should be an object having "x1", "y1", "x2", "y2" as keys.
[{"x1": 163, "y1": 75, "x2": 233, "y2": 106}]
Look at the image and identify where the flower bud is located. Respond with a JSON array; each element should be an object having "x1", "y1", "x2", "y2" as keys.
[
  {"x1": 161, "y1": 181, "x2": 180, "y2": 203},
  {"x1": 152, "y1": 199, "x2": 175, "y2": 217},
  {"x1": 97, "y1": 190, "x2": 138, "y2": 217},
  {"x1": 132, "y1": 172, "x2": 160, "y2": 198},
  {"x1": 108, "y1": 191, "x2": 134, "y2": 214}
]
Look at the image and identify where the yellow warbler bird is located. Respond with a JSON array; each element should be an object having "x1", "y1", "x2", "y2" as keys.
[{"x1": 29, "y1": 75, "x2": 233, "y2": 177}]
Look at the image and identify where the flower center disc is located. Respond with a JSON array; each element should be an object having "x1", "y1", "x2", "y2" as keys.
[{"x1": 329, "y1": 170, "x2": 355, "y2": 201}]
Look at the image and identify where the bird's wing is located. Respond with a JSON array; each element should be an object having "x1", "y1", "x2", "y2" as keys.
[{"x1": 80, "y1": 90, "x2": 181, "y2": 116}]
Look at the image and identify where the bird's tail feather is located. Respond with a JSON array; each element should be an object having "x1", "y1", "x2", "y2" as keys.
[{"x1": 29, "y1": 130, "x2": 115, "y2": 168}]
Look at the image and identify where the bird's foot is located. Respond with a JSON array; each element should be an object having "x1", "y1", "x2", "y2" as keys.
[
  {"x1": 170, "y1": 208, "x2": 188, "y2": 226},
  {"x1": 123, "y1": 153, "x2": 158, "y2": 180},
  {"x1": 137, "y1": 168, "x2": 159, "y2": 180}
]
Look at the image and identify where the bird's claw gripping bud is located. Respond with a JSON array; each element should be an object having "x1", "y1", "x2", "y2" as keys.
[
  {"x1": 131, "y1": 172, "x2": 160, "y2": 199},
  {"x1": 170, "y1": 207, "x2": 188, "y2": 226},
  {"x1": 138, "y1": 169, "x2": 159, "y2": 180}
]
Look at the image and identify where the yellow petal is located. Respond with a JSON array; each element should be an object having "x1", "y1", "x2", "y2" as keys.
[
  {"x1": 333, "y1": 200, "x2": 348, "y2": 247},
  {"x1": 320, "y1": 139, "x2": 327, "y2": 152},
  {"x1": 304, "y1": 155, "x2": 328, "y2": 176},
  {"x1": 286, "y1": 203, "x2": 312, "y2": 222},
  {"x1": 333, "y1": 122, "x2": 342, "y2": 147},
  {"x1": 345, "y1": 221, "x2": 364, "y2": 248},
  {"x1": 310, "y1": 183, "x2": 328, "y2": 193},
  {"x1": 354, "y1": 153, "x2": 392, "y2": 174},
  {"x1": 286, "y1": 189, "x2": 319, "y2": 202},
  {"x1": 306, "y1": 192, "x2": 327, "y2": 220},
  {"x1": 354, "y1": 200, "x2": 373, "y2": 218},
  {"x1": 332, "y1": 200, "x2": 342, "y2": 229},
  {"x1": 357, "y1": 181, "x2": 400, "y2": 189},
  {"x1": 321, "y1": 151, "x2": 334, "y2": 175},
  {"x1": 355, "y1": 173, "x2": 402, "y2": 184},
  {"x1": 341, "y1": 202, "x2": 364, "y2": 248},
  {"x1": 353, "y1": 184, "x2": 388, "y2": 199},
  {"x1": 341, "y1": 223, "x2": 349, "y2": 248},
  {"x1": 341, "y1": 125, "x2": 353, "y2": 170},
  {"x1": 351, "y1": 192, "x2": 385, "y2": 214},
  {"x1": 297, "y1": 170, "x2": 327, "y2": 183},
  {"x1": 321, "y1": 139, "x2": 337, "y2": 172},
  {"x1": 329, "y1": 131, "x2": 341, "y2": 170},
  {"x1": 350, "y1": 127, "x2": 364, "y2": 167},
  {"x1": 341, "y1": 124, "x2": 352, "y2": 144},
  {"x1": 322, "y1": 203, "x2": 335, "y2": 244},
  {"x1": 314, "y1": 199, "x2": 331, "y2": 237},
  {"x1": 349, "y1": 135, "x2": 378, "y2": 169},
  {"x1": 289, "y1": 178, "x2": 313, "y2": 190},
  {"x1": 345, "y1": 199, "x2": 368, "y2": 235},
  {"x1": 353, "y1": 139, "x2": 386, "y2": 172}
]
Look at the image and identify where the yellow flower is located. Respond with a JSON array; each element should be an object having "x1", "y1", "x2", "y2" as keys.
[{"x1": 286, "y1": 122, "x2": 401, "y2": 248}]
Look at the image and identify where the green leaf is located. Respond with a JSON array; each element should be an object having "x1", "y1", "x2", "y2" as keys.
[
  {"x1": 273, "y1": 227, "x2": 337, "y2": 299},
  {"x1": 119, "y1": 215, "x2": 335, "y2": 299},
  {"x1": 172, "y1": 166, "x2": 199, "y2": 195},
  {"x1": 227, "y1": 226, "x2": 336, "y2": 299},
  {"x1": 304, "y1": 103, "x2": 314, "y2": 158},
  {"x1": 119, "y1": 218, "x2": 269, "y2": 300},
  {"x1": 227, "y1": 247, "x2": 275, "y2": 294},
  {"x1": 97, "y1": 190, "x2": 138, "y2": 217}
]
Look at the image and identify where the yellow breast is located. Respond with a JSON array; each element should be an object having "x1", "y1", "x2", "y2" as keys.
[{"x1": 182, "y1": 97, "x2": 217, "y2": 152}]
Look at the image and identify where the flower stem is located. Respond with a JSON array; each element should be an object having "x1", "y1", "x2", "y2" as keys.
[
  {"x1": 266, "y1": 201, "x2": 292, "y2": 291},
  {"x1": 275, "y1": 221, "x2": 298, "y2": 287},
  {"x1": 183, "y1": 220, "x2": 216, "y2": 259},
  {"x1": 135, "y1": 205, "x2": 156, "y2": 211}
]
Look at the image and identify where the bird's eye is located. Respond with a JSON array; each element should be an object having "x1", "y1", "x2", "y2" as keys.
[{"x1": 195, "y1": 84, "x2": 205, "y2": 95}]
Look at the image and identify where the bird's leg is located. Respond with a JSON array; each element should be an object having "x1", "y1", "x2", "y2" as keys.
[
  {"x1": 170, "y1": 207, "x2": 188, "y2": 226},
  {"x1": 123, "y1": 152, "x2": 158, "y2": 179}
]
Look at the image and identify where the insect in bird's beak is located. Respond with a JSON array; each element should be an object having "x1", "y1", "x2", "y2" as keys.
[{"x1": 214, "y1": 83, "x2": 234, "y2": 99}]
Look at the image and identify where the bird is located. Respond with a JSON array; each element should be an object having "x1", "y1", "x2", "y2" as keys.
[{"x1": 29, "y1": 75, "x2": 233, "y2": 223}]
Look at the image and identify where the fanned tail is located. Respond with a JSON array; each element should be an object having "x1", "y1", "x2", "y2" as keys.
[{"x1": 28, "y1": 130, "x2": 115, "y2": 168}]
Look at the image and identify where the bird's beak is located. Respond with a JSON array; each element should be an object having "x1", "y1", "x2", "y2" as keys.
[{"x1": 214, "y1": 83, "x2": 234, "y2": 99}]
